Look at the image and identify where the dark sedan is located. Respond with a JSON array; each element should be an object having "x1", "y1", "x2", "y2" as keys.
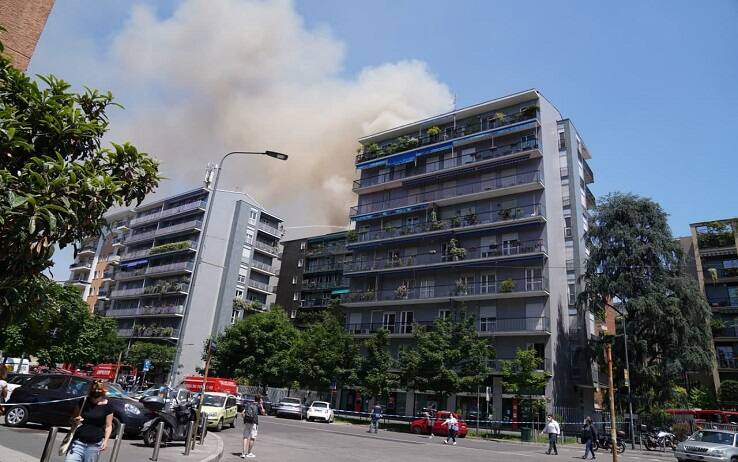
[{"x1": 3, "y1": 374, "x2": 154, "y2": 436}]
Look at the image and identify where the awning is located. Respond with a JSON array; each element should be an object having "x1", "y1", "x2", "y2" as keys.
[
  {"x1": 120, "y1": 259, "x2": 148, "y2": 268},
  {"x1": 353, "y1": 203, "x2": 428, "y2": 222},
  {"x1": 331, "y1": 289, "x2": 350, "y2": 295},
  {"x1": 357, "y1": 141, "x2": 453, "y2": 170}
]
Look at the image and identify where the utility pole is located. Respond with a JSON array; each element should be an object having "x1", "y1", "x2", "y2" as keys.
[
  {"x1": 193, "y1": 339, "x2": 216, "y2": 436},
  {"x1": 606, "y1": 342, "x2": 619, "y2": 462}
]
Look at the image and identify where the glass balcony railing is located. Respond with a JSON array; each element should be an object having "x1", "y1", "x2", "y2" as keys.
[
  {"x1": 343, "y1": 276, "x2": 548, "y2": 304},
  {"x1": 708, "y1": 297, "x2": 738, "y2": 309},
  {"x1": 719, "y1": 356, "x2": 738, "y2": 369},
  {"x1": 705, "y1": 267, "x2": 738, "y2": 281},
  {"x1": 300, "y1": 298, "x2": 332, "y2": 308},
  {"x1": 106, "y1": 305, "x2": 185, "y2": 317},
  {"x1": 345, "y1": 239, "x2": 545, "y2": 273},
  {"x1": 155, "y1": 220, "x2": 202, "y2": 237},
  {"x1": 110, "y1": 287, "x2": 146, "y2": 298},
  {"x1": 251, "y1": 260, "x2": 275, "y2": 273},
  {"x1": 117, "y1": 267, "x2": 147, "y2": 280},
  {"x1": 356, "y1": 110, "x2": 539, "y2": 164},
  {"x1": 126, "y1": 230, "x2": 157, "y2": 244},
  {"x1": 69, "y1": 261, "x2": 93, "y2": 270},
  {"x1": 258, "y1": 221, "x2": 281, "y2": 236},
  {"x1": 306, "y1": 244, "x2": 348, "y2": 256},
  {"x1": 253, "y1": 240, "x2": 281, "y2": 256},
  {"x1": 118, "y1": 327, "x2": 180, "y2": 338},
  {"x1": 304, "y1": 262, "x2": 344, "y2": 273},
  {"x1": 129, "y1": 200, "x2": 207, "y2": 227},
  {"x1": 247, "y1": 280, "x2": 272, "y2": 292},
  {"x1": 145, "y1": 261, "x2": 194, "y2": 275},
  {"x1": 345, "y1": 316, "x2": 550, "y2": 336},
  {"x1": 350, "y1": 170, "x2": 543, "y2": 218},
  {"x1": 354, "y1": 139, "x2": 540, "y2": 190},
  {"x1": 350, "y1": 203, "x2": 545, "y2": 245},
  {"x1": 301, "y1": 280, "x2": 349, "y2": 291}
]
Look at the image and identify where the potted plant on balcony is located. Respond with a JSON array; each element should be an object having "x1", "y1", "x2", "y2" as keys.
[
  {"x1": 493, "y1": 112, "x2": 507, "y2": 127},
  {"x1": 429, "y1": 208, "x2": 443, "y2": 231},
  {"x1": 464, "y1": 209, "x2": 478, "y2": 226},
  {"x1": 499, "y1": 278, "x2": 515, "y2": 293},
  {"x1": 426, "y1": 126, "x2": 441, "y2": 141},
  {"x1": 346, "y1": 230, "x2": 358, "y2": 242},
  {"x1": 395, "y1": 283, "x2": 409, "y2": 300},
  {"x1": 711, "y1": 319, "x2": 727, "y2": 337},
  {"x1": 362, "y1": 289, "x2": 376, "y2": 302},
  {"x1": 450, "y1": 214, "x2": 461, "y2": 228},
  {"x1": 447, "y1": 238, "x2": 466, "y2": 261},
  {"x1": 384, "y1": 223, "x2": 394, "y2": 234},
  {"x1": 497, "y1": 208, "x2": 512, "y2": 221},
  {"x1": 454, "y1": 279, "x2": 467, "y2": 295},
  {"x1": 391, "y1": 254, "x2": 402, "y2": 267},
  {"x1": 521, "y1": 105, "x2": 539, "y2": 119}
]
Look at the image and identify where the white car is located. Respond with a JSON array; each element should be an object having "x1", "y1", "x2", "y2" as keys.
[{"x1": 306, "y1": 401, "x2": 334, "y2": 423}]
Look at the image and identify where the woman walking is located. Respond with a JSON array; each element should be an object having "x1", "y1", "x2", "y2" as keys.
[
  {"x1": 65, "y1": 381, "x2": 113, "y2": 462},
  {"x1": 581, "y1": 417, "x2": 597, "y2": 460}
]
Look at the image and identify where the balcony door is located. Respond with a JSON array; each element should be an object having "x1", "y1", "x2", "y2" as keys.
[
  {"x1": 480, "y1": 272, "x2": 497, "y2": 294},
  {"x1": 501, "y1": 233, "x2": 519, "y2": 256},
  {"x1": 348, "y1": 312, "x2": 362, "y2": 334},
  {"x1": 419, "y1": 279, "x2": 435, "y2": 298},
  {"x1": 525, "y1": 267, "x2": 543, "y2": 291},
  {"x1": 399, "y1": 311, "x2": 414, "y2": 334},
  {"x1": 382, "y1": 312, "x2": 396, "y2": 333}
]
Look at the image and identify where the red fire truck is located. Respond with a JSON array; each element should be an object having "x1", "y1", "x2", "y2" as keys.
[{"x1": 182, "y1": 376, "x2": 238, "y2": 394}]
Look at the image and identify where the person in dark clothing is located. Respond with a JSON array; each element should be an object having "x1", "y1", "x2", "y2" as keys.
[
  {"x1": 65, "y1": 381, "x2": 114, "y2": 462},
  {"x1": 241, "y1": 394, "x2": 265, "y2": 459},
  {"x1": 368, "y1": 404, "x2": 382, "y2": 433},
  {"x1": 581, "y1": 416, "x2": 597, "y2": 460}
]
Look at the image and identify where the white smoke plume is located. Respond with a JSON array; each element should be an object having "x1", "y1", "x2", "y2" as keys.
[{"x1": 105, "y1": 0, "x2": 453, "y2": 236}]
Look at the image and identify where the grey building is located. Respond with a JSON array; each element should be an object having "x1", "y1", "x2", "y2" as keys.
[
  {"x1": 105, "y1": 186, "x2": 283, "y2": 383},
  {"x1": 341, "y1": 89, "x2": 599, "y2": 417},
  {"x1": 275, "y1": 232, "x2": 351, "y2": 324}
]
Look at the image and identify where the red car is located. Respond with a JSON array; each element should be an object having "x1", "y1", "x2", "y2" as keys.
[{"x1": 410, "y1": 411, "x2": 468, "y2": 438}]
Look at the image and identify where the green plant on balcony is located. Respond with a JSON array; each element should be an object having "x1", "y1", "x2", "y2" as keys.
[
  {"x1": 464, "y1": 120, "x2": 480, "y2": 134},
  {"x1": 161, "y1": 327, "x2": 175, "y2": 337},
  {"x1": 493, "y1": 112, "x2": 507, "y2": 126},
  {"x1": 384, "y1": 223, "x2": 394, "y2": 233},
  {"x1": 346, "y1": 230, "x2": 358, "y2": 242},
  {"x1": 233, "y1": 297, "x2": 249, "y2": 311},
  {"x1": 708, "y1": 267, "x2": 719, "y2": 282},
  {"x1": 499, "y1": 278, "x2": 515, "y2": 293},
  {"x1": 521, "y1": 105, "x2": 539, "y2": 118},
  {"x1": 150, "y1": 240, "x2": 192, "y2": 255},
  {"x1": 454, "y1": 279, "x2": 467, "y2": 295},
  {"x1": 447, "y1": 238, "x2": 466, "y2": 261},
  {"x1": 144, "y1": 284, "x2": 162, "y2": 295},
  {"x1": 497, "y1": 208, "x2": 512, "y2": 221},
  {"x1": 711, "y1": 319, "x2": 727, "y2": 337},
  {"x1": 450, "y1": 214, "x2": 462, "y2": 228},
  {"x1": 361, "y1": 289, "x2": 376, "y2": 302},
  {"x1": 464, "y1": 209, "x2": 477, "y2": 225},
  {"x1": 395, "y1": 135, "x2": 419, "y2": 152},
  {"x1": 390, "y1": 254, "x2": 402, "y2": 267},
  {"x1": 429, "y1": 206, "x2": 443, "y2": 230},
  {"x1": 395, "y1": 283, "x2": 408, "y2": 300},
  {"x1": 426, "y1": 126, "x2": 441, "y2": 138}
]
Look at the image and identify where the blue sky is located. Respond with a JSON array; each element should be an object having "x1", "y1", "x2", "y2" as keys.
[{"x1": 28, "y1": 0, "x2": 738, "y2": 280}]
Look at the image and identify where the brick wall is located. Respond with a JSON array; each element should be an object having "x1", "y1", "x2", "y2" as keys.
[{"x1": 0, "y1": 0, "x2": 55, "y2": 71}]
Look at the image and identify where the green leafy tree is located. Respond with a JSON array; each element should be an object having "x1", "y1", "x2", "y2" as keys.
[
  {"x1": 579, "y1": 193, "x2": 713, "y2": 408},
  {"x1": 0, "y1": 39, "x2": 160, "y2": 323},
  {"x1": 357, "y1": 329, "x2": 398, "y2": 402},
  {"x1": 719, "y1": 380, "x2": 738, "y2": 410},
  {"x1": 399, "y1": 309, "x2": 491, "y2": 403},
  {"x1": 297, "y1": 311, "x2": 359, "y2": 391},
  {"x1": 501, "y1": 347, "x2": 549, "y2": 424},
  {"x1": 209, "y1": 309, "x2": 299, "y2": 387},
  {"x1": 126, "y1": 342, "x2": 176, "y2": 383}
]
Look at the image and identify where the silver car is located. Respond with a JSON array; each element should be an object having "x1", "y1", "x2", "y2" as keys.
[
  {"x1": 675, "y1": 429, "x2": 738, "y2": 462},
  {"x1": 275, "y1": 397, "x2": 304, "y2": 419}
]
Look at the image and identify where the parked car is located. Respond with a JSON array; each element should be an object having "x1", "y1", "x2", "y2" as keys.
[
  {"x1": 262, "y1": 397, "x2": 275, "y2": 415},
  {"x1": 275, "y1": 397, "x2": 304, "y2": 419},
  {"x1": 675, "y1": 429, "x2": 738, "y2": 461},
  {"x1": 410, "y1": 411, "x2": 468, "y2": 438},
  {"x1": 4, "y1": 374, "x2": 153, "y2": 436},
  {"x1": 5, "y1": 373, "x2": 33, "y2": 400},
  {"x1": 306, "y1": 401, "x2": 334, "y2": 423},
  {"x1": 200, "y1": 392, "x2": 238, "y2": 431}
]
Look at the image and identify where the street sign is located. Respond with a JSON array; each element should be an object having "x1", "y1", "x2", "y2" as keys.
[{"x1": 143, "y1": 359, "x2": 151, "y2": 372}]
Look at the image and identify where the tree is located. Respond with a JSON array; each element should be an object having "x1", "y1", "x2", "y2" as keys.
[
  {"x1": 399, "y1": 309, "x2": 491, "y2": 404},
  {"x1": 579, "y1": 193, "x2": 713, "y2": 408},
  {"x1": 0, "y1": 280, "x2": 123, "y2": 365},
  {"x1": 209, "y1": 309, "x2": 299, "y2": 387},
  {"x1": 501, "y1": 347, "x2": 549, "y2": 424},
  {"x1": 0, "y1": 39, "x2": 160, "y2": 323},
  {"x1": 296, "y1": 311, "x2": 359, "y2": 391},
  {"x1": 357, "y1": 329, "x2": 398, "y2": 402},
  {"x1": 719, "y1": 380, "x2": 738, "y2": 410},
  {"x1": 126, "y1": 342, "x2": 176, "y2": 383}
]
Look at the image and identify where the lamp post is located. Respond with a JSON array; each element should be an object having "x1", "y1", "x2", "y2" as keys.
[
  {"x1": 607, "y1": 302, "x2": 636, "y2": 450},
  {"x1": 168, "y1": 150, "x2": 288, "y2": 388}
]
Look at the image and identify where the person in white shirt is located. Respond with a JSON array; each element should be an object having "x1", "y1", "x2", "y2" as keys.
[
  {"x1": 442, "y1": 414, "x2": 459, "y2": 445},
  {"x1": 541, "y1": 414, "x2": 561, "y2": 455}
]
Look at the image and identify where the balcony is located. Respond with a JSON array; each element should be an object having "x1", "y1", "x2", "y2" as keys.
[
  {"x1": 353, "y1": 139, "x2": 541, "y2": 192},
  {"x1": 304, "y1": 262, "x2": 344, "y2": 274},
  {"x1": 708, "y1": 297, "x2": 738, "y2": 311},
  {"x1": 251, "y1": 260, "x2": 276, "y2": 275},
  {"x1": 306, "y1": 243, "x2": 348, "y2": 257},
  {"x1": 715, "y1": 326, "x2": 738, "y2": 339},
  {"x1": 344, "y1": 239, "x2": 546, "y2": 274},
  {"x1": 118, "y1": 326, "x2": 180, "y2": 339},
  {"x1": 247, "y1": 280, "x2": 273, "y2": 294},
  {"x1": 155, "y1": 219, "x2": 202, "y2": 238},
  {"x1": 356, "y1": 110, "x2": 539, "y2": 165},
  {"x1": 110, "y1": 287, "x2": 146, "y2": 298},
  {"x1": 145, "y1": 261, "x2": 194, "y2": 276},
  {"x1": 69, "y1": 278, "x2": 90, "y2": 287},
  {"x1": 101, "y1": 269, "x2": 115, "y2": 281},
  {"x1": 718, "y1": 356, "x2": 738, "y2": 370},
  {"x1": 125, "y1": 230, "x2": 157, "y2": 245},
  {"x1": 583, "y1": 161, "x2": 594, "y2": 184},
  {"x1": 585, "y1": 187, "x2": 596, "y2": 209},
  {"x1": 129, "y1": 211, "x2": 162, "y2": 228},
  {"x1": 350, "y1": 170, "x2": 543, "y2": 219},
  {"x1": 257, "y1": 221, "x2": 281, "y2": 237},
  {"x1": 106, "y1": 305, "x2": 185, "y2": 318},
  {"x1": 705, "y1": 267, "x2": 738, "y2": 283},
  {"x1": 300, "y1": 298, "x2": 332, "y2": 308},
  {"x1": 120, "y1": 248, "x2": 152, "y2": 261},
  {"x1": 129, "y1": 200, "x2": 207, "y2": 228},
  {"x1": 78, "y1": 245, "x2": 96, "y2": 256},
  {"x1": 116, "y1": 222, "x2": 130, "y2": 232},
  {"x1": 345, "y1": 316, "x2": 550, "y2": 337},
  {"x1": 350, "y1": 203, "x2": 546, "y2": 247},
  {"x1": 69, "y1": 261, "x2": 92, "y2": 271},
  {"x1": 301, "y1": 280, "x2": 349, "y2": 291},
  {"x1": 111, "y1": 283, "x2": 189, "y2": 299},
  {"x1": 253, "y1": 240, "x2": 282, "y2": 257},
  {"x1": 116, "y1": 267, "x2": 147, "y2": 281},
  {"x1": 342, "y1": 277, "x2": 549, "y2": 307}
]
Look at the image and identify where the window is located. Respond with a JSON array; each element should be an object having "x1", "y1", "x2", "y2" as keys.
[
  {"x1": 238, "y1": 274, "x2": 246, "y2": 284},
  {"x1": 399, "y1": 311, "x2": 414, "y2": 334},
  {"x1": 568, "y1": 283, "x2": 577, "y2": 306},
  {"x1": 297, "y1": 259, "x2": 303, "y2": 268},
  {"x1": 231, "y1": 309, "x2": 240, "y2": 324},
  {"x1": 457, "y1": 274, "x2": 474, "y2": 295},
  {"x1": 249, "y1": 209, "x2": 258, "y2": 225},
  {"x1": 480, "y1": 236, "x2": 497, "y2": 258},
  {"x1": 292, "y1": 276, "x2": 297, "y2": 284},
  {"x1": 521, "y1": 134, "x2": 536, "y2": 149},
  {"x1": 419, "y1": 279, "x2": 435, "y2": 298},
  {"x1": 480, "y1": 273, "x2": 497, "y2": 294},
  {"x1": 501, "y1": 233, "x2": 519, "y2": 256},
  {"x1": 564, "y1": 217, "x2": 572, "y2": 238},
  {"x1": 479, "y1": 305, "x2": 497, "y2": 332},
  {"x1": 293, "y1": 292, "x2": 299, "y2": 301},
  {"x1": 525, "y1": 268, "x2": 543, "y2": 291},
  {"x1": 246, "y1": 231, "x2": 254, "y2": 244},
  {"x1": 242, "y1": 247, "x2": 251, "y2": 260},
  {"x1": 382, "y1": 312, "x2": 396, "y2": 333},
  {"x1": 235, "y1": 289, "x2": 243, "y2": 298},
  {"x1": 438, "y1": 309, "x2": 452, "y2": 320},
  {"x1": 558, "y1": 131, "x2": 567, "y2": 151},
  {"x1": 30, "y1": 375, "x2": 67, "y2": 391},
  {"x1": 68, "y1": 377, "x2": 90, "y2": 396}
]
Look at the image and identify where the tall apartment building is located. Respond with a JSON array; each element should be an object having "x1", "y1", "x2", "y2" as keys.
[
  {"x1": 94, "y1": 186, "x2": 283, "y2": 382},
  {"x1": 684, "y1": 219, "x2": 738, "y2": 391},
  {"x1": 276, "y1": 231, "x2": 351, "y2": 323},
  {"x1": 342, "y1": 89, "x2": 598, "y2": 417},
  {"x1": 0, "y1": 0, "x2": 55, "y2": 71}
]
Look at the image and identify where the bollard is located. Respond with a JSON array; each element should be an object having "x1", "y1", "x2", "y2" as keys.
[
  {"x1": 198, "y1": 413, "x2": 208, "y2": 445},
  {"x1": 40, "y1": 426, "x2": 59, "y2": 462},
  {"x1": 108, "y1": 423, "x2": 125, "y2": 462},
  {"x1": 183, "y1": 421, "x2": 194, "y2": 455},
  {"x1": 150, "y1": 421, "x2": 165, "y2": 461}
]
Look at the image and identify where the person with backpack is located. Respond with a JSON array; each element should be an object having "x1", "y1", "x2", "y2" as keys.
[
  {"x1": 442, "y1": 413, "x2": 459, "y2": 445},
  {"x1": 241, "y1": 395, "x2": 265, "y2": 459},
  {"x1": 581, "y1": 416, "x2": 597, "y2": 460},
  {"x1": 368, "y1": 404, "x2": 382, "y2": 433}
]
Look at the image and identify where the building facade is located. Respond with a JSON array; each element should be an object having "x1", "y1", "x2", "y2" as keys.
[
  {"x1": 275, "y1": 232, "x2": 350, "y2": 323},
  {"x1": 685, "y1": 219, "x2": 738, "y2": 390},
  {"x1": 84, "y1": 186, "x2": 283, "y2": 382},
  {"x1": 342, "y1": 89, "x2": 598, "y2": 418},
  {"x1": 0, "y1": 0, "x2": 55, "y2": 71}
]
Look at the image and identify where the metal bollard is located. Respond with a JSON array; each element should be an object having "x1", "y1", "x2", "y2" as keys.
[
  {"x1": 108, "y1": 423, "x2": 125, "y2": 462},
  {"x1": 40, "y1": 426, "x2": 59, "y2": 462},
  {"x1": 198, "y1": 413, "x2": 208, "y2": 445},
  {"x1": 150, "y1": 421, "x2": 165, "y2": 461},
  {"x1": 183, "y1": 421, "x2": 194, "y2": 455}
]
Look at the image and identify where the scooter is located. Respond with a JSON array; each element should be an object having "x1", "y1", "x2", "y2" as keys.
[
  {"x1": 593, "y1": 430, "x2": 627, "y2": 454},
  {"x1": 140, "y1": 395, "x2": 197, "y2": 447}
]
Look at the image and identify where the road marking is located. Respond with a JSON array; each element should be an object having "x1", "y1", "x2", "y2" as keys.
[{"x1": 266, "y1": 419, "x2": 424, "y2": 445}]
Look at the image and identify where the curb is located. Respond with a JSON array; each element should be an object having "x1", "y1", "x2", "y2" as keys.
[{"x1": 199, "y1": 433, "x2": 224, "y2": 462}]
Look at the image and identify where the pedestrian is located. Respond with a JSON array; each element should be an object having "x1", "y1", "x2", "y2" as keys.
[
  {"x1": 368, "y1": 404, "x2": 382, "y2": 433},
  {"x1": 422, "y1": 408, "x2": 435, "y2": 439},
  {"x1": 581, "y1": 417, "x2": 597, "y2": 460},
  {"x1": 442, "y1": 413, "x2": 459, "y2": 445},
  {"x1": 0, "y1": 366, "x2": 8, "y2": 416},
  {"x1": 541, "y1": 414, "x2": 560, "y2": 455},
  {"x1": 241, "y1": 394, "x2": 265, "y2": 458},
  {"x1": 64, "y1": 380, "x2": 114, "y2": 462}
]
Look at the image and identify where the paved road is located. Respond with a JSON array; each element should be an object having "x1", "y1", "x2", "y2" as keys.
[{"x1": 217, "y1": 416, "x2": 676, "y2": 462}]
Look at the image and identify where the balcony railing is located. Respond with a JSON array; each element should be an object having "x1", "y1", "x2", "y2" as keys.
[
  {"x1": 304, "y1": 262, "x2": 344, "y2": 273},
  {"x1": 253, "y1": 240, "x2": 281, "y2": 256},
  {"x1": 251, "y1": 260, "x2": 275, "y2": 273},
  {"x1": 708, "y1": 297, "x2": 738, "y2": 309},
  {"x1": 117, "y1": 267, "x2": 147, "y2": 280},
  {"x1": 111, "y1": 287, "x2": 146, "y2": 298},
  {"x1": 126, "y1": 230, "x2": 157, "y2": 244},
  {"x1": 350, "y1": 170, "x2": 543, "y2": 218},
  {"x1": 78, "y1": 245, "x2": 96, "y2": 254},
  {"x1": 118, "y1": 327, "x2": 180, "y2": 338},
  {"x1": 302, "y1": 280, "x2": 349, "y2": 291},
  {"x1": 129, "y1": 211, "x2": 162, "y2": 227},
  {"x1": 145, "y1": 261, "x2": 194, "y2": 275},
  {"x1": 345, "y1": 316, "x2": 550, "y2": 336},
  {"x1": 354, "y1": 139, "x2": 540, "y2": 190},
  {"x1": 705, "y1": 267, "x2": 738, "y2": 280},
  {"x1": 343, "y1": 277, "x2": 548, "y2": 304},
  {"x1": 715, "y1": 326, "x2": 738, "y2": 338},
  {"x1": 300, "y1": 298, "x2": 332, "y2": 308},
  {"x1": 129, "y1": 200, "x2": 207, "y2": 227},
  {"x1": 155, "y1": 220, "x2": 202, "y2": 237},
  {"x1": 306, "y1": 244, "x2": 348, "y2": 256},
  {"x1": 247, "y1": 280, "x2": 272, "y2": 292},
  {"x1": 583, "y1": 161, "x2": 594, "y2": 184},
  {"x1": 344, "y1": 239, "x2": 545, "y2": 273},
  {"x1": 351, "y1": 203, "x2": 546, "y2": 245},
  {"x1": 356, "y1": 110, "x2": 539, "y2": 164},
  {"x1": 719, "y1": 356, "x2": 738, "y2": 369},
  {"x1": 106, "y1": 305, "x2": 185, "y2": 317},
  {"x1": 258, "y1": 222, "x2": 281, "y2": 236},
  {"x1": 69, "y1": 261, "x2": 92, "y2": 270}
]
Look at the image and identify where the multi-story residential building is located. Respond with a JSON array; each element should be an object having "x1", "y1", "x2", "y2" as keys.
[
  {"x1": 341, "y1": 89, "x2": 598, "y2": 418},
  {"x1": 0, "y1": 0, "x2": 55, "y2": 71},
  {"x1": 684, "y1": 218, "x2": 738, "y2": 390},
  {"x1": 102, "y1": 186, "x2": 282, "y2": 382},
  {"x1": 275, "y1": 231, "x2": 351, "y2": 323}
]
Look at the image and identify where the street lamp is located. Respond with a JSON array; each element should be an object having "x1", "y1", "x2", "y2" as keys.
[
  {"x1": 606, "y1": 302, "x2": 636, "y2": 450},
  {"x1": 168, "y1": 150, "x2": 288, "y2": 388}
]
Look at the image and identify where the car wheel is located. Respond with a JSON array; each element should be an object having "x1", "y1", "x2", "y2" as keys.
[
  {"x1": 143, "y1": 427, "x2": 158, "y2": 447},
  {"x1": 411, "y1": 426, "x2": 423, "y2": 434},
  {"x1": 4, "y1": 406, "x2": 29, "y2": 427},
  {"x1": 215, "y1": 419, "x2": 223, "y2": 432}
]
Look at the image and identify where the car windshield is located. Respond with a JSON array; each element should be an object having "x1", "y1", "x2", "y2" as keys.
[
  {"x1": 281, "y1": 398, "x2": 301, "y2": 405},
  {"x1": 203, "y1": 394, "x2": 227, "y2": 407},
  {"x1": 311, "y1": 402, "x2": 328, "y2": 408},
  {"x1": 105, "y1": 383, "x2": 127, "y2": 398},
  {"x1": 689, "y1": 431, "x2": 736, "y2": 445}
]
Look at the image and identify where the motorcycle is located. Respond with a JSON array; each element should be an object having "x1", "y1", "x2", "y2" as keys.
[
  {"x1": 643, "y1": 427, "x2": 677, "y2": 451},
  {"x1": 140, "y1": 395, "x2": 198, "y2": 447},
  {"x1": 593, "y1": 430, "x2": 627, "y2": 454}
]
